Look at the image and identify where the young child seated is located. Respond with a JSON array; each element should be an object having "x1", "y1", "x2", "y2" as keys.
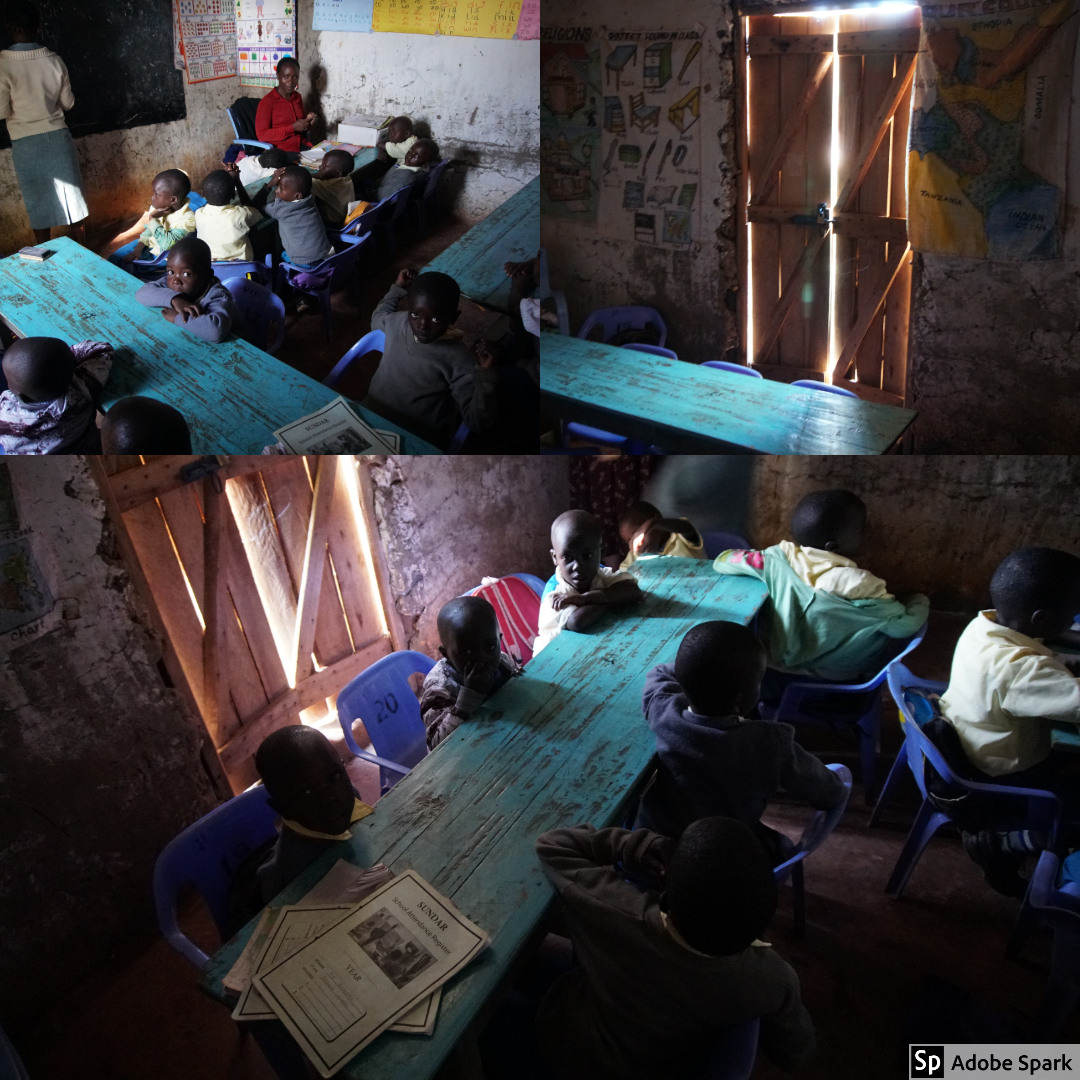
[
  {"x1": 118, "y1": 169, "x2": 196, "y2": 264},
  {"x1": 349, "y1": 116, "x2": 417, "y2": 193},
  {"x1": 532, "y1": 509, "x2": 643, "y2": 656},
  {"x1": 941, "y1": 547, "x2": 1080, "y2": 787},
  {"x1": 359, "y1": 139, "x2": 439, "y2": 204},
  {"x1": 714, "y1": 489, "x2": 928, "y2": 689},
  {"x1": 311, "y1": 148, "x2": 356, "y2": 227},
  {"x1": 534, "y1": 817, "x2": 816, "y2": 1080},
  {"x1": 252, "y1": 725, "x2": 373, "y2": 903},
  {"x1": 0, "y1": 337, "x2": 112, "y2": 454},
  {"x1": 364, "y1": 268, "x2": 498, "y2": 449},
  {"x1": 419, "y1": 596, "x2": 520, "y2": 749},
  {"x1": 134, "y1": 236, "x2": 244, "y2": 343},
  {"x1": 635, "y1": 621, "x2": 847, "y2": 864},
  {"x1": 617, "y1": 500, "x2": 705, "y2": 571},
  {"x1": 253, "y1": 164, "x2": 334, "y2": 268},
  {"x1": 194, "y1": 169, "x2": 263, "y2": 262},
  {"x1": 234, "y1": 146, "x2": 289, "y2": 188},
  {"x1": 101, "y1": 396, "x2": 192, "y2": 454}
]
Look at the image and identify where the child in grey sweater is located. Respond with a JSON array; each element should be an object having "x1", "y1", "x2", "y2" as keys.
[
  {"x1": 134, "y1": 236, "x2": 244, "y2": 343},
  {"x1": 254, "y1": 164, "x2": 334, "y2": 267},
  {"x1": 364, "y1": 268, "x2": 499, "y2": 449}
]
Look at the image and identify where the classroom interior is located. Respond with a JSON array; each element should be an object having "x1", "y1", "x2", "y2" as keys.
[
  {"x1": 0, "y1": 0, "x2": 538, "y2": 455},
  {"x1": 539, "y1": 0, "x2": 1080, "y2": 454},
  {"x1": 1, "y1": 453, "x2": 1078, "y2": 1080}
]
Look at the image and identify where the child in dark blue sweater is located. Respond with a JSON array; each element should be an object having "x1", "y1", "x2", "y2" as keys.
[{"x1": 635, "y1": 621, "x2": 846, "y2": 864}]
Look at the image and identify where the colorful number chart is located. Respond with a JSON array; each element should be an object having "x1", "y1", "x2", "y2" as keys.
[
  {"x1": 177, "y1": 0, "x2": 238, "y2": 83},
  {"x1": 236, "y1": 0, "x2": 297, "y2": 87}
]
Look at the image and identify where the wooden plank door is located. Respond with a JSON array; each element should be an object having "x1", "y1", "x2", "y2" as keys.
[
  {"x1": 740, "y1": 6, "x2": 920, "y2": 405},
  {"x1": 90, "y1": 456, "x2": 403, "y2": 792}
]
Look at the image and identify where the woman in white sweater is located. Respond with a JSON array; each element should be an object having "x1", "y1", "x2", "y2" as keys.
[{"x1": 0, "y1": 2, "x2": 88, "y2": 244}]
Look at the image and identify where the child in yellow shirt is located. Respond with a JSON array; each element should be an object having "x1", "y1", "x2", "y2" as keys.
[{"x1": 194, "y1": 168, "x2": 263, "y2": 262}]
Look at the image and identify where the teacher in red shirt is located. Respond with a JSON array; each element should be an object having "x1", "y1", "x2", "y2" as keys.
[{"x1": 255, "y1": 56, "x2": 316, "y2": 155}]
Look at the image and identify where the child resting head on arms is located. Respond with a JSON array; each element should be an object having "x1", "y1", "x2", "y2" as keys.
[
  {"x1": 364, "y1": 269, "x2": 499, "y2": 449},
  {"x1": 312, "y1": 148, "x2": 356, "y2": 227},
  {"x1": 195, "y1": 168, "x2": 263, "y2": 262},
  {"x1": 254, "y1": 164, "x2": 334, "y2": 269},
  {"x1": 635, "y1": 620, "x2": 847, "y2": 864},
  {"x1": 616, "y1": 499, "x2": 705, "y2": 570},
  {"x1": 532, "y1": 509, "x2": 643, "y2": 655},
  {"x1": 714, "y1": 488, "x2": 928, "y2": 688},
  {"x1": 122, "y1": 168, "x2": 196, "y2": 263},
  {"x1": 0, "y1": 336, "x2": 113, "y2": 454},
  {"x1": 101, "y1": 396, "x2": 192, "y2": 454},
  {"x1": 371, "y1": 138, "x2": 439, "y2": 203},
  {"x1": 253, "y1": 725, "x2": 373, "y2": 904},
  {"x1": 534, "y1": 816, "x2": 815, "y2": 1080},
  {"x1": 419, "y1": 595, "x2": 521, "y2": 750},
  {"x1": 378, "y1": 116, "x2": 416, "y2": 162},
  {"x1": 234, "y1": 146, "x2": 289, "y2": 187},
  {"x1": 134, "y1": 235, "x2": 244, "y2": 343}
]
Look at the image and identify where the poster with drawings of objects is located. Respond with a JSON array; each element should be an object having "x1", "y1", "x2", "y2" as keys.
[
  {"x1": 597, "y1": 29, "x2": 702, "y2": 249},
  {"x1": 347, "y1": 907, "x2": 438, "y2": 990},
  {"x1": 178, "y1": 0, "x2": 238, "y2": 83},
  {"x1": 236, "y1": 0, "x2": 296, "y2": 87},
  {"x1": 540, "y1": 36, "x2": 601, "y2": 224}
]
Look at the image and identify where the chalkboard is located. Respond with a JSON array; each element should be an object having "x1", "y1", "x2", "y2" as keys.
[{"x1": 0, "y1": 0, "x2": 187, "y2": 150}]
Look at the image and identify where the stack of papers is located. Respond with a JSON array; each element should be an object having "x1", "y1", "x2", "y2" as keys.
[
  {"x1": 226, "y1": 862, "x2": 489, "y2": 1078},
  {"x1": 273, "y1": 397, "x2": 400, "y2": 454},
  {"x1": 300, "y1": 147, "x2": 326, "y2": 168}
]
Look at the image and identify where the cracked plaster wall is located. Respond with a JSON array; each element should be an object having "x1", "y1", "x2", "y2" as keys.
[
  {"x1": 366, "y1": 456, "x2": 570, "y2": 657},
  {"x1": 0, "y1": 459, "x2": 217, "y2": 1029},
  {"x1": 540, "y1": 2, "x2": 738, "y2": 362},
  {"x1": 747, "y1": 456, "x2": 1080, "y2": 611}
]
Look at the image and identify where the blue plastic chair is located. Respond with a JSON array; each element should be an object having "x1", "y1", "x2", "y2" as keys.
[
  {"x1": 691, "y1": 1018, "x2": 761, "y2": 1080},
  {"x1": 226, "y1": 99, "x2": 273, "y2": 157},
  {"x1": 577, "y1": 305, "x2": 668, "y2": 347},
  {"x1": 623, "y1": 342, "x2": 678, "y2": 360},
  {"x1": 213, "y1": 259, "x2": 266, "y2": 284},
  {"x1": 335, "y1": 650, "x2": 436, "y2": 795},
  {"x1": 701, "y1": 532, "x2": 751, "y2": 559},
  {"x1": 407, "y1": 158, "x2": 453, "y2": 238},
  {"x1": 791, "y1": 378, "x2": 858, "y2": 398},
  {"x1": 323, "y1": 329, "x2": 385, "y2": 388},
  {"x1": 276, "y1": 230, "x2": 372, "y2": 341},
  {"x1": 222, "y1": 275, "x2": 286, "y2": 355},
  {"x1": 773, "y1": 763, "x2": 852, "y2": 936},
  {"x1": 152, "y1": 785, "x2": 280, "y2": 969},
  {"x1": 878, "y1": 661, "x2": 1061, "y2": 899},
  {"x1": 758, "y1": 622, "x2": 928, "y2": 803},
  {"x1": 1008, "y1": 850, "x2": 1080, "y2": 1038},
  {"x1": 702, "y1": 360, "x2": 763, "y2": 379}
]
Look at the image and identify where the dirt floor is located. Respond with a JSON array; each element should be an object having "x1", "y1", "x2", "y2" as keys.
[{"x1": 12, "y1": 610, "x2": 1079, "y2": 1080}]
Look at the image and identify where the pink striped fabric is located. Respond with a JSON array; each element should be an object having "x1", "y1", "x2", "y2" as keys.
[{"x1": 474, "y1": 577, "x2": 541, "y2": 665}]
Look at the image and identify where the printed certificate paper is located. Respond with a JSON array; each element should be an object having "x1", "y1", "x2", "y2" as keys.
[
  {"x1": 273, "y1": 397, "x2": 399, "y2": 455},
  {"x1": 254, "y1": 871, "x2": 488, "y2": 1077}
]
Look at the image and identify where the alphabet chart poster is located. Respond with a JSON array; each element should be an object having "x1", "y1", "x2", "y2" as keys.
[
  {"x1": 312, "y1": 0, "x2": 375, "y2": 32},
  {"x1": 368, "y1": 0, "x2": 531, "y2": 38},
  {"x1": 236, "y1": 0, "x2": 297, "y2": 86},
  {"x1": 177, "y1": 0, "x2": 238, "y2": 83}
]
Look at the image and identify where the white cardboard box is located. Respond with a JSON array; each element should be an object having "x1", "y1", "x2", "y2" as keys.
[{"x1": 337, "y1": 113, "x2": 392, "y2": 147}]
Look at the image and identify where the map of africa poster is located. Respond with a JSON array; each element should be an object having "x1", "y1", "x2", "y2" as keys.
[{"x1": 908, "y1": 0, "x2": 1077, "y2": 259}]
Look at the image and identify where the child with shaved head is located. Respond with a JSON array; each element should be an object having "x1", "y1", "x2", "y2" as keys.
[
  {"x1": 0, "y1": 336, "x2": 112, "y2": 453},
  {"x1": 253, "y1": 725, "x2": 373, "y2": 903},
  {"x1": 419, "y1": 595, "x2": 521, "y2": 749},
  {"x1": 364, "y1": 268, "x2": 499, "y2": 449},
  {"x1": 714, "y1": 489, "x2": 928, "y2": 691},
  {"x1": 311, "y1": 148, "x2": 357, "y2": 227},
  {"x1": 253, "y1": 164, "x2": 334, "y2": 269},
  {"x1": 532, "y1": 510, "x2": 643, "y2": 656},
  {"x1": 115, "y1": 169, "x2": 196, "y2": 267},
  {"x1": 617, "y1": 499, "x2": 705, "y2": 570},
  {"x1": 101, "y1": 397, "x2": 192, "y2": 454}
]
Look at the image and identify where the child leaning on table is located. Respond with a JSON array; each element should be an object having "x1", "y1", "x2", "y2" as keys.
[
  {"x1": 419, "y1": 595, "x2": 521, "y2": 750},
  {"x1": 635, "y1": 620, "x2": 847, "y2": 865},
  {"x1": 616, "y1": 499, "x2": 706, "y2": 571},
  {"x1": 134, "y1": 236, "x2": 244, "y2": 343},
  {"x1": 363, "y1": 268, "x2": 499, "y2": 450},
  {"x1": 534, "y1": 816, "x2": 816, "y2": 1080},
  {"x1": 532, "y1": 509, "x2": 643, "y2": 656},
  {"x1": 0, "y1": 336, "x2": 112, "y2": 454},
  {"x1": 713, "y1": 488, "x2": 928, "y2": 696}
]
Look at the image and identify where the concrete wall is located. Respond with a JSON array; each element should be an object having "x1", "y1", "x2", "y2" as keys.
[
  {"x1": 366, "y1": 456, "x2": 570, "y2": 657},
  {"x1": 0, "y1": 459, "x2": 218, "y2": 1029},
  {"x1": 0, "y1": 0, "x2": 537, "y2": 252},
  {"x1": 746, "y1": 456, "x2": 1080, "y2": 612}
]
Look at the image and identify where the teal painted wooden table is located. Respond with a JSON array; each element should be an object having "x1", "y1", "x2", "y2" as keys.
[
  {"x1": 424, "y1": 176, "x2": 540, "y2": 314},
  {"x1": 199, "y1": 557, "x2": 768, "y2": 1080},
  {"x1": 539, "y1": 334, "x2": 918, "y2": 454},
  {"x1": 0, "y1": 237, "x2": 438, "y2": 455}
]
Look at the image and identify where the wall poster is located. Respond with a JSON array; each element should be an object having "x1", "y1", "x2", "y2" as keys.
[{"x1": 236, "y1": 0, "x2": 297, "y2": 87}]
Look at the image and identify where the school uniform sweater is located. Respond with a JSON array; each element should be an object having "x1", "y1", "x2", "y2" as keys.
[
  {"x1": 635, "y1": 663, "x2": 847, "y2": 840},
  {"x1": 375, "y1": 163, "x2": 428, "y2": 202},
  {"x1": 255, "y1": 88, "x2": 306, "y2": 152},
  {"x1": 195, "y1": 202, "x2": 262, "y2": 261},
  {"x1": 0, "y1": 46, "x2": 73, "y2": 139},
  {"x1": 135, "y1": 277, "x2": 244, "y2": 343},
  {"x1": 262, "y1": 193, "x2": 334, "y2": 266},
  {"x1": 534, "y1": 825, "x2": 816, "y2": 1080},
  {"x1": 311, "y1": 174, "x2": 354, "y2": 226},
  {"x1": 364, "y1": 283, "x2": 499, "y2": 448}
]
